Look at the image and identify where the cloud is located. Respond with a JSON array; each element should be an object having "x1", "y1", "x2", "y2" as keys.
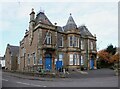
[
  {"x1": 0, "y1": 1, "x2": 118, "y2": 56},
  {"x1": 0, "y1": 0, "x2": 119, "y2": 2}
]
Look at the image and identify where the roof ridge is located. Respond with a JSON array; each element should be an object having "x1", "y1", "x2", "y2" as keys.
[{"x1": 66, "y1": 13, "x2": 76, "y2": 26}]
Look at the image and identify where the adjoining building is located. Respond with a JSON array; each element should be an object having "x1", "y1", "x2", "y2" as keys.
[
  {"x1": 19, "y1": 8, "x2": 97, "y2": 72},
  {"x1": 0, "y1": 56, "x2": 5, "y2": 69},
  {"x1": 5, "y1": 44, "x2": 19, "y2": 71}
]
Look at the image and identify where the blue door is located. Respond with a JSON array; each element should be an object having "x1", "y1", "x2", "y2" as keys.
[
  {"x1": 56, "y1": 61, "x2": 63, "y2": 70},
  {"x1": 90, "y1": 59, "x2": 94, "y2": 69},
  {"x1": 45, "y1": 54, "x2": 52, "y2": 70}
]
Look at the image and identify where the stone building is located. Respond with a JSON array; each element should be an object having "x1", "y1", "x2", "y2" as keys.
[
  {"x1": 5, "y1": 44, "x2": 19, "y2": 70},
  {"x1": 19, "y1": 9, "x2": 97, "y2": 72}
]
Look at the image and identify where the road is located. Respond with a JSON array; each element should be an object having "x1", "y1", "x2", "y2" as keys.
[{"x1": 1, "y1": 69, "x2": 119, "y2": 87}]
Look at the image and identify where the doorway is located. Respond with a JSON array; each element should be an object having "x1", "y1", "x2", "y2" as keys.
[{"x1": 45, "y1": 53, "x2": 52, "y2": 70}]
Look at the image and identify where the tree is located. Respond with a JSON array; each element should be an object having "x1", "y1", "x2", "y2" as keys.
[
  {"x1": 97, "y1": 46, "x2": 118, "y2": 68},
  {"x1": 106, "y1": 44, "x2": 116, "y2": 55},
  {"x1": 97, "y1": 50, "x2": 110, "y2": 62},
  {"x1": 109, "y1": 53, "x2": 119, "y2": 63}
]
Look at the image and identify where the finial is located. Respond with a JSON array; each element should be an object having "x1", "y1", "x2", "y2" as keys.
[
  {"x1": 54, "y1": 22, "x2": 57, "y2": 25},
  {"x1": 31, "y1": 8, "x2": 34, "y2": 12},
  {"x1": 94, "y1": 34, "x2": 96, "y2": 37},
  {"x1": 70, "y1": 13, "x2": 72, "y2": 16}
]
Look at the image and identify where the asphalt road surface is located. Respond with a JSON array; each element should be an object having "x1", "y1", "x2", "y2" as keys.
[{"x1": 1, "y1": 68, "x2": 119, "y2": 87}]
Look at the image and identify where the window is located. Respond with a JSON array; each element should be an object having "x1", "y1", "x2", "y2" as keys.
[
  {"x1": 74, "y1": 37, "x2": 77, "y2": 47},
  {"x1": 74, "y1": 54, "x2": 79, "y2": 65},
  {"x1": 81, "y1": 55, "x2": 84, "y2": 65},
  {"x1": 59, "y1": 54, "x2": 63, "y2": 61},
  {"x1": 69, "y1": 36, "x2": 79, "y2": 47},
  {"x1": 78, "y1": 38, "x2": 79, "y2": 47},
  {"x1": 69, "y1": 54, "x2": 79, "y2": 65},
  {"x1": 81, "y1": 40, "x2": 84, "y2": 49},
  {"x1": 91, "y1": 41, "x2": 93, "y2": 50},
  {"x1": 59, "y1": 37, "x2": 63, "y2": 47},
  {"x1": 18, "y1": 55, "x2": 20, "y2": 64},
  {"x1": 46, "y1": 33, "x2": 51, "y2": 44},
  {"x1": 39, "y1": 56, "x2": 42, "y2": 65},
  {"x1": 59, "y1": 54, "x2": 63, "y2": 65},
  {"x1": 69, "y1": 54, "x2": 73, "y2": 65},
  {"x1": 33, "y1": 53, "x2": 36, "y2": 65},
  {"x1": 55, "y1": 58, "x2": 57, "y2": 65},
  {"x1": 69, "y1": 36, "x2": 73, "y2": 47},
  {"x1": 21, "y1": 48, "x2": 26, "y2": 56},
  {"x1": 28, "y1": 54, "x2": 30, "y2": 65}
]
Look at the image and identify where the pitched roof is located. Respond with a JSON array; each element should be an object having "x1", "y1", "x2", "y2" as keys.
[
  {"x1": 35, "y1": 11, "x2": 53, "y2": 25},
  {"x1": 66, "y1": 13, "x2": 76, "y2": 25},
  {"x1": 0, "y1": 57, "x2": 4, "y2": 60},
  {"x1": 78, "y1": 25, "x2": 93, "y2": 37},
  {"x1": 57, "y1": 26, "x2": 64, "y2": 32},
  {"x1": 7, "y1": 44, "x2": 19, "y2": 56},
  {"x1": 63, "y1": 13, "x2": 77, "y2": 32}
]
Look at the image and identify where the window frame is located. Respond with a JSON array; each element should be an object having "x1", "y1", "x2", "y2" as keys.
[
  {"x1": 59, "y1": 36, "x2": 64, "y2": 47},
  {"x1": 69, "y1": 54, "x2": 80, "y2": 65},
  {"x1": 28, "y1": 54, "x2": 30, "y2": 65},
  {"x1": 46, "y1": 32, "x2": 52, "y2": 45},
  {"x1": 69, "y1": 54, "x2": 73, "y2": 65},
  {"x1": 39, "y1": 56, "x2": 42, "y2": 65},
  {"x1": 33, "y1": 52, "x2": 36, "y2": 65},
  {"x1": 81, "y1": 40, "x2": 84, "y2": 50},
  {"x1": 91, "y1": 41, "x2": 94, "y2": 50}
]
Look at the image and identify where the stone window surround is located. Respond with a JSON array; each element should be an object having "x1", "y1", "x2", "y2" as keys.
[
  {"x1": 69, "y1": 36, "x2": 79, "y2": 47},
  {"x1": 59, "y1": 36, "x2": 64, "y2": 47},
  {"x1": 69, "y1": 53, "x2": 80, "y2": 65}
]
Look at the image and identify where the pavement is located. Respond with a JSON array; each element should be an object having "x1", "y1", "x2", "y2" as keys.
[
  {"x1": 2, "y1": 71, "x2": 52, "y2": 81},
  {"x1": 2, "y1": 68, "x2": 118, "y2": 80},
  {"x1": 1, "y1": 68, "x2": 119, "y2": 87}
]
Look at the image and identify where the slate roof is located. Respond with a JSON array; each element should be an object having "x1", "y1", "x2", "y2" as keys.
[
  {"x1": 35, "y1": 12, "x2": 53, "y2": 25},
  {"x1": 78, "y1": 25, "x2": 93, "y2": 37},
  {"x1": 63, "y1": 14, "x2": 77, "y2": 32},
  {"x1": 57, "y1": 26, "x2": 64, "y2": 32},
  {"x1": 7, "y1": 44, "x2": 19, "y2": 57},
  {"x1": 0, "y1": 57, "x2": 4, "y2": 60}
]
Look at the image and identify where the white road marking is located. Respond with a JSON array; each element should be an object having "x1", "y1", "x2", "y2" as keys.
[
  {"x1": 16, "y1": 81, "x2": 42, "y2": 87},
  {"x1": 30, "y1": 84, "x2": 41, "y2": 87},
  {"x1": 43, "y1": 86, "x2": 47, "y2": 87},
  {"x1": 16, "y1": 82, "x2": 30, "y2": 85},
  {"x1": 2, "y1": 79, "x2": 8, "y2": 81}
]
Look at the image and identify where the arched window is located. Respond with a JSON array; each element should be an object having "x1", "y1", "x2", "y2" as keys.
[{"x1": 45, "y1": 53, "x2": 52, "y2": 58}]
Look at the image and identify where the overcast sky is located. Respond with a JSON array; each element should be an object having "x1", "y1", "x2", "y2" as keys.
[{"x1": 0, "y1": 0, "x2": 118, "y2": 56}]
